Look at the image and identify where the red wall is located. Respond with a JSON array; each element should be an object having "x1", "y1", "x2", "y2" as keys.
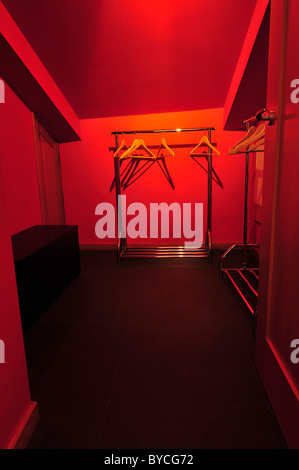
[
  {"x1": 0, "y1": 159, "x2": 32, "y2": 448},
  {"x1": 60, "y1": 108, "x2": 246, "y2": 246},
  {"x1": 0, "y1": 80, "x2": 42, "y2": 235},
  {"x1": 0, "y1": 79, "x2": 41, "y2": 448}
]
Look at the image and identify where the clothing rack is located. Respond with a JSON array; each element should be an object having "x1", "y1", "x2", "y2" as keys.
[
  {"x1": 111, "y1": 127, "x2": 216, "y2": 262},
  {"x1": 219, "y1": 110, "x2": 271, "y2": 336}
]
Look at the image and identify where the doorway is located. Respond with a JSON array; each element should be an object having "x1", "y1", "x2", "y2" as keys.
[{"x1": 32, "y1": 115, "x2": 65, "y2": 225}]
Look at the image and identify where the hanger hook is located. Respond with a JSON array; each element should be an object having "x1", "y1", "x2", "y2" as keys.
[{"x1": 255, "y1": 108, "x2": 276, "y2": 125}]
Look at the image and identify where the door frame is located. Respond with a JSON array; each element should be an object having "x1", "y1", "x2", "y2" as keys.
[
  {"x1": 255, "y1": 0, "x2": 299, "y2": 448},
  {"x1": 32, "y1": 113, "x2": 66, "y2": 225}
]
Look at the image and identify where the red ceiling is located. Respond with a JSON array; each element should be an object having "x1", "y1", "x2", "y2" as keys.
[{"x1": 1, "y1": 0, "x2": 258, "y2": 119}]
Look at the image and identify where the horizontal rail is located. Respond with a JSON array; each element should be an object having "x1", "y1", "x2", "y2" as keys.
[
  {"x1": 109, "y1": 142, "x2": 218, "y2": 152},
  {"x1": 224, "y1": 270, "x2": 255, "y2": 315},
  {"x1": 236, "y1": 269, "x2": 258, "y2": 297},
  {"x1": 123, "y1": 252, "x2": 208, "y2": 256},
  {"x1": 123, "y1": 256, "x2": 208, "y2": 258},
  {"x1": 123, "y1": 254, "x2": 209, "y2": 258},
  {"x1": 249, "y1": 268, "x2": 259, "y2": 280},
  {"x1": 124, "y1": 247, "x2": 207, "y2": 251},
  {"x1": 112, "y1": 127, "x2": 215, "y2": 135},
  {"x1": 121, "y1": 245, "x2": 209, "y2": 258}
]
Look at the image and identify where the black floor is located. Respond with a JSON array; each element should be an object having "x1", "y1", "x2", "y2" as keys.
[{"x1": 24, "y1": 250, "x2": 286, "y2": 449}]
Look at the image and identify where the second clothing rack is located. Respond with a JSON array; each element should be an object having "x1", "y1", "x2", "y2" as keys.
[{"x1": 219, "y1": 109, "x2": 271, "y2": 335}]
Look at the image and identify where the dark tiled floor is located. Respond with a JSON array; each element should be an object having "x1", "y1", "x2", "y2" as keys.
[{"x1": 24, "y1": 250, "x2": 286, "y2": 449}]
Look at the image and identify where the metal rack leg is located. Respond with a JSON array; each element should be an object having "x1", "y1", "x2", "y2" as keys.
[
  {"x1": 207, "y1": 129, "x2": 212, "y2": 263},
  {"x1": 243, "y1": 150, "x2": 249, "y2": 269},
  {"x1": 114, "y1": 134, "x2": 123, "y2": 264},
  {"x1": 253, "y1": 309, "x2": 257, "y2": 337}
]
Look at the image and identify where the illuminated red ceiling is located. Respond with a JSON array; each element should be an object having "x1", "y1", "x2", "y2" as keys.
[{"x1": 1, "y1": 0, "x2": 258, "y2": 119}]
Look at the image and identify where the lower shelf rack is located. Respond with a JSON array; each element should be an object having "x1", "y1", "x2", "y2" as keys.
[
  {"x1": 222, "y1": 267, "x2": 259, "y2": 315},
  {"x1": 220, "y1": 244, "x2": 259, "y2": 336},
  {"x1": 120, "y1": 245, "x2": 209, "y2": 259}
]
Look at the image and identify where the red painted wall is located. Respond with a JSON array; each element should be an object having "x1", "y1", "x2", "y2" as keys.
[
  {"x1": 0, "y1": 79, "x2": 41, "y2": 448},
  {"x1": 60, "y1": 108, "x2": 246, "y2": 246},
  {"x1": 0, "y1": 80, "x2": 42, "y2": 235},
  {"x1": 0, "y1": 158, "x2": 32, "y2": 448}
]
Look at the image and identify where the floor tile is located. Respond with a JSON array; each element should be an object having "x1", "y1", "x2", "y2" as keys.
[
  {"x1": 98, "y1": 404, "x2": 286, "y2": 449},
  {"x1": 28, "y1": 402, "x2": 106, "y2": 449},
  {"x1": 24, "y1": 251, "x2": 286, "y2": 449},
  {"x1": 35, "y1": 351, "x2": 121, "y2": 405}
]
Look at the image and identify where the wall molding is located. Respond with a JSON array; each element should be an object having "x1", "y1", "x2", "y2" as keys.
[
  {"x1": 7, "y1": 402, "x2": 39, "y2": 449},
  {"x1": 0, "y1": 3, "x2": 81, "y2": 142}
]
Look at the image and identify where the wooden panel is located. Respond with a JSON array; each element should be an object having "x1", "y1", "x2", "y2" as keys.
[{"x1": 33, "y1": 115, "x2": 65, "y2": 225}]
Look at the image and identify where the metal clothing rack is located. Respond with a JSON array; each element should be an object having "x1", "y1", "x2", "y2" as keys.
[
  {"x1": 111, "y1": 127, "x2": 216, "y2": 262},
  {"x1": 219, "y1": 110, "x2": 272, "y2": 336}
]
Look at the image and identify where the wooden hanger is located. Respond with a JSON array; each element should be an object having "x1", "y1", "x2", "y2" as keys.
[
  {"x1": 118, "y1": 138, "x2": 155, "y2": 189},
  {"x1": 190, "y1": 135, "x2": 220, "y2": 156},
  {"x1": 120, "y1": 139, "x2": 156, "y2": 159},
  {"x1": 230, "y1": 124, "x2": 266, "y2": 154},
  {"x1": 117, "y1": 138, "x2": 139, "y2": 159},
  {"x1": 120, "y1": 138, "x2": 156, "y2": 160},
  {"x1": 111, "y1": 137, "x2": 175, "y2": 191},
  {"x1": 247, "y1": 137, "x2": 265, "y2": 153},
  {"x1": 111, "y1": 139, "x2": 156, "y2": 191},
  {"x1": 157, "y1": 138, "x2": 174, "y2": 158},
  {"x1": 228, "y1": 126, "x2": 257, "y2": 155},
  {"x1": 132, "y1": 138, "x2": 156, "y2": 159},
  {"x1": 114, "y1": 139, "x2": 129, "y2": 158}
]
